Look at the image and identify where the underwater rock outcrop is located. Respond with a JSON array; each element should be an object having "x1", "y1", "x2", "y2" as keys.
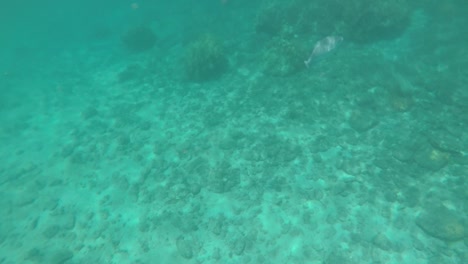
[
  {"x1": 261, "y1": 37, "x2": 305, "y2": 76},
  {"x1": 183, "y1": 34, "x2": 228, "y2": 82},
  {"x1": 416, "y1": 205, "x2": 466, "y2": 242},
  {"x1": 255, "y1": 0, "x2": 411, "y2": 43}
]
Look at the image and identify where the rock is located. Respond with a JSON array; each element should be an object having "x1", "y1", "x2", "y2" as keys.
[
  {"x1": 25, "y1": 248, "x2": 44, "y2": 262},
  {"x1": 50, "y1": 249, "x2": 73, "y2": 264},
  {"x1": 60, "y1": 213, "x2": 76, "y2": 230},
  {"x1": 372, "y1": 233, "x2": 393, "y2": 251},
  {"x1": 325, "y1": 252, "x2": 350, "y2": 264},
  {"x1": 232, "y1": 237, "x2": 245, "y2": 255},
  {"x1": 14, "y1": 190, "x2": 36, "y2": 206},
  {"x1": 122, "y1": 26, "x2": 157, "y2": 52},
  {"x1": 348, "y1": 110, "x2": 378, "y2": 132},
  {"x1": 310, "y1": 135, "x2": 333, "y2": 153},
  {"x1": 183, "y1": 34, "x2": 228, "y2": 82},
  {"x1": 261, "y1": 38, "x2": 304, "y2": 77},
  {"x1": 43, "y1": 225, "x2": 60, "y2": 239},
  {"x1": 428, "y1": 130, "x2": 465, "y2": 154},
  {"x1": 392, "y1": 147, "x2": 414, "y2": 162},
  {"x1": 207, "y1": 162, "x2": 240, "y2": 193},
  {"x1": 414, "y1": 145, "x2": 450, "y2": 171},
  {"x1": 176, "y1": 236, "x2": 193, "y2": 259},
  {"x1": 416, "y1": 206, "x2": 465, "y2": 241}
]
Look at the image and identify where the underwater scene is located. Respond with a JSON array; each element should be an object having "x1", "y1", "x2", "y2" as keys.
[{"x1": 1, "y1": 0, "x2": 467, "y2": 263}]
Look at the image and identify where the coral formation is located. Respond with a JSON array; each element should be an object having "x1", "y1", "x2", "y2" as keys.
[
  {"x1": 261, "y1": 37, "x2": 305, "y2": 76},
  {"x1": 183, "y1": 34, "x2": 228, "y2": 82},
  {"x1": 343, "y1": 0, "x2": 411, "y2": 43},
  {"x1": 255, "y1": 0, "x2": 411, "y2": 43},
  {"x1": 255, "y1": 1, "x2": 315, "y2": 37},
  {"x1": 255, "y1": 5, "x2": 284, "y2": 35}
]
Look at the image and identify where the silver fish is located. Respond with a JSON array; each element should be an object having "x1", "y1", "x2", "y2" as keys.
[{"x1": 304, "y1": 36, "x2": 343, "y2": 67}]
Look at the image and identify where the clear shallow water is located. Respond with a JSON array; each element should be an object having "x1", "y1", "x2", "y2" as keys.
[{"x1": 1, "y1": 1, "x2": 467, "y2": 263}]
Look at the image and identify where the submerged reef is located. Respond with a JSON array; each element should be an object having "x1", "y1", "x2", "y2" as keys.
[
  {"x1": 183, "y1": 34, "x2": 228, "y2": 82},
  {"x1": 337, "y1": 0, "x2": 411, "y2": 43},
  {"x1": 261, "y1": 37, "x2": 305, "y2": 77},
  {"x1": 255, "y1": 1, "x2": 313, "y2": 37},
  {"x1": 255, "y1": 0, "x2": 411, "y2": 43}
]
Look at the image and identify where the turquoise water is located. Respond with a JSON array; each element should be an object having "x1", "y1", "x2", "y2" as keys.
[{"x1": 1, "y1": 1, "x2": 467, "y2": 263}]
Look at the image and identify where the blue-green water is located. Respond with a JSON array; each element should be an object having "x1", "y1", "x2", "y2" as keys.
[{"x1": 1, "y1": 1, "x2": 467, "y2": 263}]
